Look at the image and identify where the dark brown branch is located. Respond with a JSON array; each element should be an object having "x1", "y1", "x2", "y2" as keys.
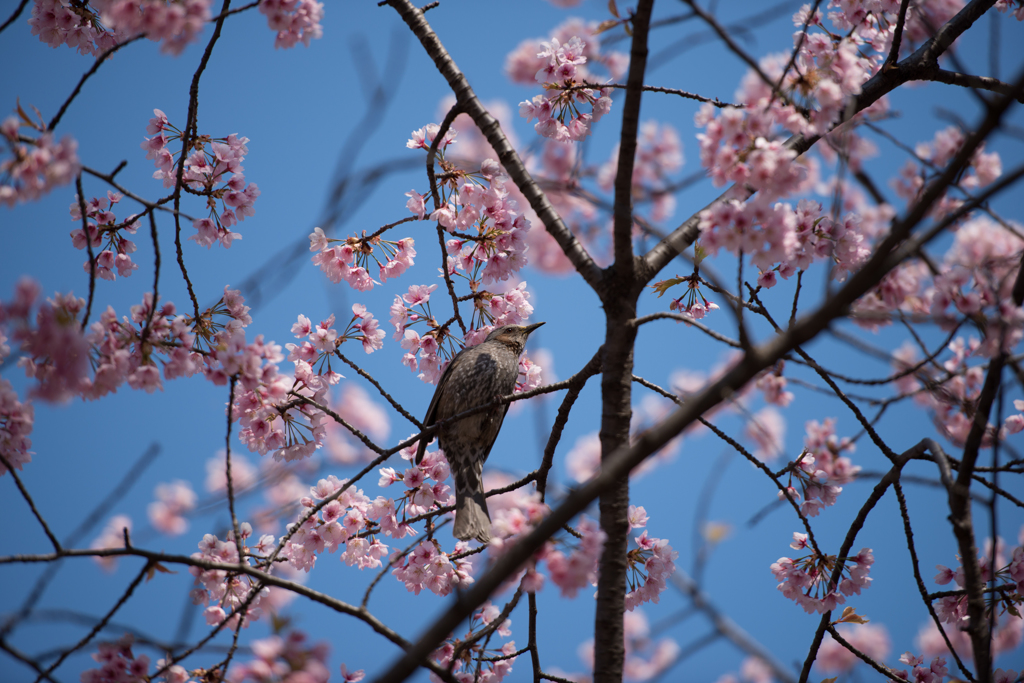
[
  {"x1": 49, "y1": 35, "x2": 146, "y2": 131},
  {"x1": 37, "y1": 562, "x2": 152, "y2": 681},
  {"x1": 0, "y1": 455, "x2": 61, "y2": 553},
  {"x1": 75, "y1": 176, "x2": 97, "y2": 330},
  {"x1": 335, "y1": 351, "x2": 423, "y2": 428},
  {"x1": 0, "y1": 0, "x2": 29, "y2": 36},
  {"x1": 918, "y1": 67, "x2": 1024, "y2": 102}
]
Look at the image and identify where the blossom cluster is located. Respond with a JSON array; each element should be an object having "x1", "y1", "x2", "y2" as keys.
[
  {"x1": 3, "y1": 280, "x2": 91, "y2": 402},
  {"x1": 505, "y1": 17, "x2": 629, "y2": 86},
  {"x1": 730, "y1": 4, "x2": 882, "y2": 140},
  {"x1": 288, "y1": 306, "x2": 385, "y2": 374},
  {"x1": 771, "y1": 533, "x2": 873, "y2": 614},
  {"x1": 779, "y1": 418, "x2": 860, "y2": 517},
  {"x1": 30, "y1": 0, "x2": 211, "y2": 56},
  {"x1": 3, "y1": 277, "x2": 299, "y2": 455},
  {"x1": 0, "y1": 371, "x2": 34, "y2": 477},
  {"x1": 80, "y1": 634, "x2": 192, "y2": 683},
  {"x1": 443, "y1": 193, "x2": 531, "y2": 287},
  {"x1": 815, "y1": 623, "x2": 890, "y2": 674},
  {"x1": 228, "y1": 328, "x2": 328, "y2": 463},
  {"x1": 518, "y1": 36, "x2": 613, "y2": 143},
  {"x1": 190, "y1": 524, "x2": 273, "y2": 629},
  {"x1": 542, "y1": 515, "x2": 605, "y2": 598},
  {"x1": 933, "y1": 536, "x2": 1024, "y2": 628},
  {"x1": 929, "y1": 218, "x2": 1022, "y2": 357},
  {"x1": 598, "y1": 121, "x2": 683, "y2": 222},
  {"x1": 698, "y1": 193, "x2": 871, "y2": 286},
  {"x1": 141, "y1": 109, "x2": 259, "y2": 248},
  {"x1": 429, "y1": 604, "x2": 518, "y2": 683},
  {"x1": 258, "y1": 0, "x2": 325, "y2": 49},
  {"x1": 85, "y1": 293, "x2": 197, "y2": 397},
  {"x1": 69, "y1": 191, "x2": 140, "y2": 280},
  {"x1": 755, "y1": 361, "x2": 794, "y2": 407},
  {"x1": 227, "y1": 632, "x2": 333, "y2": 683},
  {"x1": 624, "y1": 521, "x2": 678, "y2": 611},
  {"x1": 148, "y1": 479, "x2": 197, "y2": 535},
  {"x1": 892, "y1": 125, "x2": 1002, "y2": 208},
  {"x1": 650, "y1": 271, "x2": 721, "y2": 321},
  {"x1": 894, "y1": 652, "x2": 950, "y2": 683},
  {"x1": 413, "y1": 154, "x2": 532, "y2": 287},
  {"x1": 280, "y1": 475, "x2": 393, "y2": 573},
  {"x1": 391, "y1": 539, "x2": 475, "y2": 597},
  {"x1": 230, "y1": 304, "x2": 387, "y2": 463},
  {"x1": 90, "y1": 514, "x2": 132, "y2": 572},
  {"x1": 390, "y1": 281, "x2": 541, "y2": 387},
  {"x1": 321, "y1": 383, "x2": 391, "y2": 464},
  {"x1": 0, "y1": 113, "x2": 79, "y2": 206},
  {"x1": 309, "y1": 226, "x2": 416, "y2": 291},
  {"x1": 894, "y1": 334, "x2": 1018, "y2": 448}
]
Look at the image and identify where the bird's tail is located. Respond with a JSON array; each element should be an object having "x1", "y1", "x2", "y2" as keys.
[{"x1": 454, "y1": 464, "x2": 492, "y2": 543}]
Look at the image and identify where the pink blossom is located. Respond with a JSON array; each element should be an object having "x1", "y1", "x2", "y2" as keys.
[
  {"x1": 405, "y1": 189, "x2": 426, "y2": 219},
  {"x1": 148, "y1": 480, "x2": 197, "y2": 535},
  {"x1": 90, "y1": 515, "x2": 132, "y2": 572},
  {"x1": 816, "y1": 624, "x2": 890, "y2": 674},
  {"x1": 259, "y1": 0, "x2": 324, "y2": 49},
  {"x1": 1, "y1": 119, "x2": 80, "y2": 206}
]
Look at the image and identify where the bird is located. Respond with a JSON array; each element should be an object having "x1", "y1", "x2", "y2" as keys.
[{"x1": 416, "y1": 322, "x2": 545, "y2": 543}]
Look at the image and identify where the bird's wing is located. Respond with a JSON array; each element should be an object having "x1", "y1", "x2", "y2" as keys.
[
  {"x1": 415, "y1": 352, "x2": 460, "y2": 464},
  {"x1": 481, "y1": 402, "x2": 512, "y2": 463}
]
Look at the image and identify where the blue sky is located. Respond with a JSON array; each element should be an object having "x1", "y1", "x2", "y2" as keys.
[{"x1": 3, "y1": 1, "x2": 1024, "y2": 681}]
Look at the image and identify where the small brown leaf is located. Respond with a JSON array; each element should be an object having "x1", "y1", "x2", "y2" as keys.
[
  {"x1": 838, "y1": 606, "x2": 869, "y2": 624},
  {"x1": 145, "y1": 562, "x2": 177, "y2": 581}
]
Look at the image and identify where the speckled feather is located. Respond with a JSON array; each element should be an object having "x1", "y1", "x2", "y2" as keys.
[{"x1": 416, "y1": 322, "x2": 544, "y2": 543}]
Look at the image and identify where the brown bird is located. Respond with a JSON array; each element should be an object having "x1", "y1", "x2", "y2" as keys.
[{"x1": 416, "y1": 322, "x2": 545, "y2": 543}]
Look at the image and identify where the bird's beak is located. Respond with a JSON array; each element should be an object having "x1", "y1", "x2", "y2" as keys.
[{"x1": 524, "y1": 321, "x2": 545, "y2": 335}]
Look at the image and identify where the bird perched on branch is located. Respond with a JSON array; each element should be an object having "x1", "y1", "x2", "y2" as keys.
[{"x1": 416, "y1": 322, "x2": 545, "y2": 543}]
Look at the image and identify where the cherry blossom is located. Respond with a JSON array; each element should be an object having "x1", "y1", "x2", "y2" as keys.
[
  {"x1": 0, "y1": 113, "x2": 79, "y2": 206},
  {"x1": 544, "y1": 516, "x2": 605, "y2": 598},
  {"x1": 89, "y1": 515, "x2": 132, "y2": 572},
  {"x1": 258, "y1": 0, "x2": 324, "y2": 49},
  {"x1": 894, "y1": 652, "x2": 949, "y2": 683},
  {"x1": 624, "y1": 529, "x2": 678, "y2": 610},
  {"x1": 79, "y1": 634, "x2": 150, "y2": 683},
  {"x1": 771, "y1": 535, "x2": 874, "y2": 614},
  {"x1": 598, "y1": 121, "x2": 684, "y2": 222},
  {"x1": 779, "y1": 418, "x2": 859, "y2": 517},
  {"x1": 0, "y1": 334, "x2": 34, "y2": 475},
  {"x1": 815, "y1": 623, "x2": 890, "y2": 674},
  {"x1": 518, "y1": 35, "x2": 613, "y2": 143},
  {"x1": 141, "y1": 110, "x2": 258, "y2": 248},
  {"x1": 69, "y1": 191, "x2": 139, "y2": 280},
  {"x1": 189, "y1": 524, "x2": 271, "y2": 630},
  {"x1": 148, "y1": 479, "x2": 197, "y2": 535},
  {"x1": 227, "y1": 631, "x2": 331, "y2": 683},
  {"x1": 29, "y1": 0, "x2": 211, "y2": 56}
]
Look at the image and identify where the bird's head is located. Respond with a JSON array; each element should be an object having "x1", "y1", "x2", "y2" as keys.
[{"x1": 485, "y1": 321, "x2": 545, "y2": 354}]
